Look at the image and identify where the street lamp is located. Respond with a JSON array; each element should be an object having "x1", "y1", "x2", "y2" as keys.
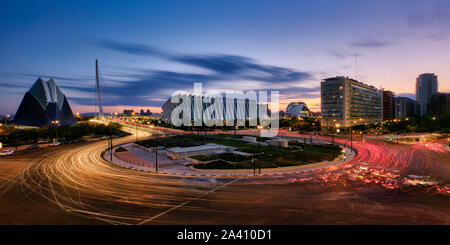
[
  {"x1": 349, "y1": 121, "x2": 354, "y2": 153},
  {"x1": 341, "y1": 148, "x2": 346, "y2": 162},
  {"x1": 252, "y1": 157, "x2": 256, "y2": 174},
  {"x1": 257, "y1": 125, "x2": 263, "y2": 175},
  {"x1": 104, "y1": 123, "x2": 113, "y2": 161},
  {"x1": 155, "y1": 145, "x2": 158, "y2": 172},
  {"x1": 332, "y1": 123, "x2": 340, "y2": 145}
]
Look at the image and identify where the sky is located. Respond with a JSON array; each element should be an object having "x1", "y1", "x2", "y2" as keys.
[{"x1": 1, "y1": 0, "x2": 450, "y2": 115}]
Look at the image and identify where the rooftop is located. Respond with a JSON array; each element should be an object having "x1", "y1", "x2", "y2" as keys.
[{"x1": 167, "y1": 143, "x2": 233, "y2": 153}]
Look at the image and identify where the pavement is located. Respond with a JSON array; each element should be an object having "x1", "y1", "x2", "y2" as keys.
[{"x1": 105, "y1": 141, "x2": 355, "y2": 178}]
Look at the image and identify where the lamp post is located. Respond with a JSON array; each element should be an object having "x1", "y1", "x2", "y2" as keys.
[
  {"x1": 258, "y1": 139, "x2": 262, "y2": 174},
  {"x1": 15, "y1": 128, "x2": 19, "y2": 150},
  {"x1": 257, "y1": 125, "x2": 263, "y2": 174},
  {"x1": 131, "y1": 112, "x2": 138, "y2": 143},
  {"x1": 350, "y1": 121, "x2": 354, "y2": 153},
  {"x1": 333, "y1": 123, "x2": 340, "y2": 145},
  {"x1": 51, "y1": 120, "x2": 59, "y2": 142},
  {"x1": 342, "y1": 148, "x2": 346, "y2": 162},
  {"x1": 252, "y1": 157, "x2": 255, "y2": 175},
  {"x1": 109, "y1": 124, "x2": 113, "y2": 161},
  {"x1": 155, "y1": 146, "x2": 158, "y2": 172}
]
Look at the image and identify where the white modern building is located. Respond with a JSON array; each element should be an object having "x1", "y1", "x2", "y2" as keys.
[
  {"x1": 285, "y1": 102, "x2": 310, "y2": 117},
  {"x1": 161, "y1": 94, "x2": 269, "y2": 126},
  {"x1": 166, "y1": 143, "x2": 236, "y2": 159}
]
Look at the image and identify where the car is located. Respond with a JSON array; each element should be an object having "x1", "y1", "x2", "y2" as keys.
[
  {"x1": 27, "y1": 144, "x2": 40, "y2": 149},
  {"x1": 50, "y1": 142, "x2": 61, "y2": 146},
  {"x1": 0, "y1": 150, "x2": 14, "y2": 156}
]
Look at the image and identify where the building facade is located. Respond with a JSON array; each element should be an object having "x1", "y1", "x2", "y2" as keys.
[
  {"x1": 429, "y1": 93, "x2": 450, "y2": 116},
  {"x1": 321, "y1": 76, "x2": 382, "y2": 131},
  {"x1": 382, "y1": 90, "x2": 395, "y2": 120},
  {"x1": 394, "y1": 97, "x2": 417, "y2": 119},
  {"x1": 416, "y1": 73, "x2": 438, "y2": 116},
  {"x1": 162, "y1": 94, "x2": 269, "y2": 126}
]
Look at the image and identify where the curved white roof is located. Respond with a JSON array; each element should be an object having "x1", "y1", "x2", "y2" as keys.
[
  {"x1": 286, "y1": 102, "x2": 310, "y2": 117},
  {"x1": 29, "y1": 77, "x2": 65, "y2": 110}
]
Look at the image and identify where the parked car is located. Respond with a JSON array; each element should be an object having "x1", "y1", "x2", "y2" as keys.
[
  {"x1": 0, "y1": 150, "x2": 14, "y2": 156},
  {"x1": 50, "y1": 142, "x2": 61, "y2": 146},
  {"x1": 27, "y1": 144, "x2": 40, "y2": 149}
]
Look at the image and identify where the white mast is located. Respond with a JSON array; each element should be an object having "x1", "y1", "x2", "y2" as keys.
[{"x1": 96, "y1": 59, "x2": 103, "y2": 116}]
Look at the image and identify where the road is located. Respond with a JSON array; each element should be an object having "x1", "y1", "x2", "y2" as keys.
[{"x1": 0, "y1": 127, "x2": 449, "y2": 224}]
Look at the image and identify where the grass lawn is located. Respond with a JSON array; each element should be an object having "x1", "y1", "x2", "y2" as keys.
[{"x1": 190, "y1": 153, "x2": 251, "y2": 162}]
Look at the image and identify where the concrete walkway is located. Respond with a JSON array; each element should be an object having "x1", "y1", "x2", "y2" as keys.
[{"x1": 104, "y1": 142, "x2": 356, "y2": 178}]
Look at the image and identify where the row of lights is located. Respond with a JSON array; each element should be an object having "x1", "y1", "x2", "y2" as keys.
[{"x1": 386, "y1": 116, "x2": 436, "y2": 123}]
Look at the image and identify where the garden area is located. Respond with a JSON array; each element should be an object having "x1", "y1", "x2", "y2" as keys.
[
  {"x1": 138, "y1": 134, "x2": 342, "y2": 169},
  {"x1": 0, "y1": 122, "x2": 127, "y2": 147}
]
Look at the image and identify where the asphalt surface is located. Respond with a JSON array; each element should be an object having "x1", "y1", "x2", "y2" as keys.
[{"x1": 0, "y1": 128, "x2": 449, "y2": 224}]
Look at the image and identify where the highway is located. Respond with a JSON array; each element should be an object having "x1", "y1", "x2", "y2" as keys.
[{"x1": 0, "y1": 127, "x2": 449, "y2": 224}]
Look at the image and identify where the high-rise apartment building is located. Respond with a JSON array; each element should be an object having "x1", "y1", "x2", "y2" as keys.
[
  {"x1": 382, "y1": 90, "x2": 395, "y2": 120},
  {"x1": 429, "y1": 92, "x2": 450, "y2": 116},
  {"x1": 321, "y1": 76, "x2": 382, "y2": 131},
  {"x1": 416, "y1": 73, "x2": 438, "y2": 116}
]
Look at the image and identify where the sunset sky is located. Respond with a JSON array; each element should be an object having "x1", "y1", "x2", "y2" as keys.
[{"x1": 1, "y1": 0, "x2": 450, "y2": 115}]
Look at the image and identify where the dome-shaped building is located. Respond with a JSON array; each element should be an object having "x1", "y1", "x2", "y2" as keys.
[
  {"x1": 286, "y1": 102, "x2": 310, "y2": 117},
  {"x1": 13, "y1": 78, "x2": 76, "y2": 127}
]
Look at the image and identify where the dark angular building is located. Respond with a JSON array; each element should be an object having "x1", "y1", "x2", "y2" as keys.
[
  {"x1": 394, "y1": 97, "x2": 417, "y2": 119},
  {"x1": 429, "y1": 92, "x2": 450, "y2": 116},
  {"x1": 382, "y1": 90, "x2": 395, "y2": 121},
  {"x1": 13, "y1": 78, "x2": 76, "y2": 127}
]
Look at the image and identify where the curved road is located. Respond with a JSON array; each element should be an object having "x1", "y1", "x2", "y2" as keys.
[{"x1": 0, "y1": 127, "x2": 449, "y2": 224}]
